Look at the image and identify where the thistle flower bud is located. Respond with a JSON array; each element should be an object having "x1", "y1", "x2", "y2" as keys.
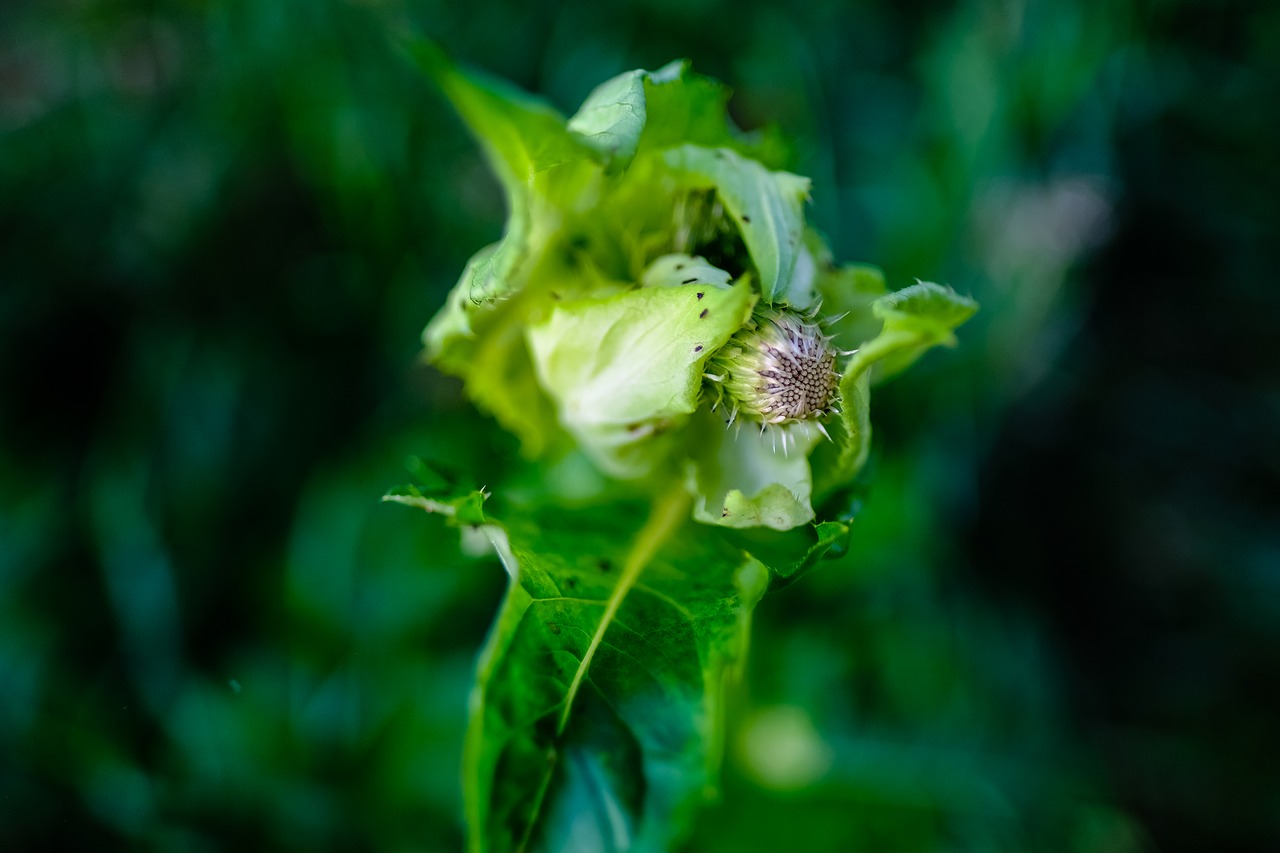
[{"x1": 706, "y1": 306, "x2": 842, "y2": 430}]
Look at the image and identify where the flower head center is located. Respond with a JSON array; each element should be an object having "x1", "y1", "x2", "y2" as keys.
[{"x1": 708, "y1": 307, "x2": 841, "y2": 426}]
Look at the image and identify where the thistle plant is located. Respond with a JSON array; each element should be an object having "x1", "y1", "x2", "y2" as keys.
[{"x1": 388, "y1": 39, "x2": 976, "y2": 853}]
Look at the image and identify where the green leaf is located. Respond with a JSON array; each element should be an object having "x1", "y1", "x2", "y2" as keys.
[
  {"x1": 862, "y1": 280, "x2": 980, "y2": 382},
  {"x1": 525, "y1": 274, "x2": 755, "y2": 478},
  {"x1": 403, "y1": 37, "x2": 589, "y2": 189},
  {"x1": 812, "y1": 281, "x2": 978, "y2": 498},
  {"x1": 636, "y1": 61, "x2": 792, "y2": 169},
  {"x1": 640, "y1": 253, "x2": 734, "y2": 290},
  {"x1": 567, "y1": 69, "x2": 648, "y2": 170},
  {"x1": 465, "y1": 490, "x2": 769, "y2": 852},
  {"x1": 408, "y1": 37, "x2": 607, "y2": 445},
  {"x1": 820, "y1": 369, "x2": 873, "y2": 496},
  {"x1": 810, "y1": 253, "x2": 890, "y2": 352},
  {"x1": 411, "y1": 46, "x2": 813, "y2": 470},
  {"x1": 426, "y1": 275, "x2": 565, "y2": 458},
  {"x1": 564, "y1": 60, "x2": 793, "y2": 175},
  {"x1": 422, "y1": 243, "x2": 496, "y2": 369},
  {"x1": 716, "y1": 519, "x2": 853, "y2": 588},
  {"x1": 686, "y1": 408, "x2": 821, "y2": 531},
  {"x1": 382, "y1": 456, "x2": 489, "y2": 526},
  {"x1": 404, "y1": 39, "x2": 593, "y2": 307},
  {"x1": 563, "y1": 56, "x2": 798, "y2": 178},
  {"x1": 662, "y1": 145, "x2": 810, "y2": 305}
]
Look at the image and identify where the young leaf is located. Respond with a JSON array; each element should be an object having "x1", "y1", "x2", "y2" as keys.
[
  {"x1": 565, "y1": 60, "x2": 792, "y2": 175},
  {"x1": 525, "y1": 278, "x2": 754, "y2": 478},
  {"x1": 636, "y1": 61, "x2": 792, "y2": 169},
  {"x1": 716, "y1": 519, "x2": 854, "y2": 589},
  {"x1": 663, "y1": 145, "x2": 811, "y2": 305},
  {"x1": 426, "y1": 276, "x2": 566, "y2": 458},
  {"x1": 567, "y1": 69, "x2": 649, "y2": 170},
  {"x1": 686, "y1": 407, "x2": 821, "y2": 531},
  {"x1": 404, "y1": 38, "x2": 592, "y2": 309},
  {"x1": 640, "y1": 253, "x2": 734, "y2": 290},
  {"x1": 811, "y1": 255, "x2": 890, "y2": 351},
  {"x1": 381, "y1": 457, "x2": 489, "y2": 526},
  {"x1": 860, "y1": 281, "x2": 981, "y2": 382},
  {"x1": 812, "y1": 281, "x2": 979, "y2": 499}
]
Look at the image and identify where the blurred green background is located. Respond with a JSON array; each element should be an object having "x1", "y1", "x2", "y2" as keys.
[{"x1": 3, "y1": 0, "x2": 1278, "y2": 850}]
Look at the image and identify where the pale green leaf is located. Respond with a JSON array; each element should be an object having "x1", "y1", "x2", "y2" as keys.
[
  {"x1": 564, "y1": 59, "x2": 793, "y2": 175},
  {"x1": 640, "y1": 253, "x2": 734, "y2": 290},
  {"x1": 812, "y1": 281, "x2": 978, "y2": 498},
  {"x1": 425, "y1": 269, "x2": 564, "y2": 457},
  {"x1": 404, "y1": 38, "x2": 589, "y2": 187},
  {"x1": 525, "y1": 276, "x2": 755, "y2": 478},
  {"x1": 381, "y1": 487, "x2": 487, "y2": 527},
  {"x1": 810, "y1": 252, "x2": 890, "y2": 352},
  {"x1": 407, "y1": 39, "x2": 599, "y2": 363},
  {"x1": 636, "y1": 61, "x2": 792, "y2": 169},
  {"x1": 686, "y1": 408, "x2": 822, "y2": 531},
  {"x1": 863, "y1": 281, "x2": 980, "y2": 382},
  {"x1": 568, "y1": 69, "x2": 648, "y2": 170},
  {"x1": 422, "y1": 243, "x2": 494, "y2": 370},
  {"x1": 662, "y1": 145, "x2": 810, "y2": 305}
]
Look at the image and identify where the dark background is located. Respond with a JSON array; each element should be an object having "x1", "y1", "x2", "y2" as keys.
[{"x1": 2, "y1": 0, "x2": 1277, "y2": 850}]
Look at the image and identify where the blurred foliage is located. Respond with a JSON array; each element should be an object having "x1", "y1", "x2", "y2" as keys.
[{"x1": 2, "y1": 0, "x2": 1277, "y2": 851}]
